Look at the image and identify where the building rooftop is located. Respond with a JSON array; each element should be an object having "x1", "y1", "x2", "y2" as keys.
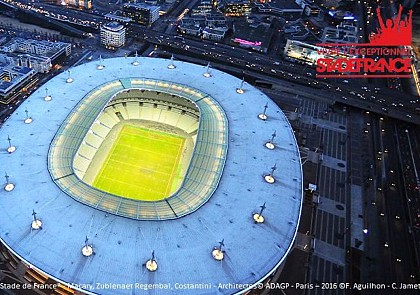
[
  {"x1": 104, "y1": 13, "x2": 132, "y2": 23},
  {"x1": 232, "y1": 22, "x2": 274, "y2": 51},
  {"x1": 0, "y1": 57, "x2": 302, "y2": 295},
  {"x1": 102, "y1": 22, "x2": 125, "y2": 32},
  {"x1": 203, "y1": 27, "x2": 228, "y2": 34},
  {"x1": 224, "y1": 0, "x2": 250, "y2": 4},
  {"x1": 123, "y1": 3, "x2": 160, "y2": 10},
  {"x1": 0, "y1": 64, "x2": 35, "y2": 94}
]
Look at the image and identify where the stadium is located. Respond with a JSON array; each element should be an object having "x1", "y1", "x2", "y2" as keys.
[{"x1": 0, "y1": 57, "x2": 303, "y2": 295}]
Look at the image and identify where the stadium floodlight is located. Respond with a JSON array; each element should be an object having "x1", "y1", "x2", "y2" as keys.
[
  {"x1": 132, "y1": 52, "x2": 139, "y2": 66},
  {"x1": 97, "y1": 55, "x2": 105, "y2": 70},
  {"x1": 253, "y1": 202, "x2": 266, "y2": 223},
  {"x1": 203, "y1": 62, "x2": 211, "y2": 77},
  {"x1": 66, "y1": 70, "x2": 74, "y2": 83},
  {"x1": 7, "y1": 135, "x2": 16, "y2": 153},
  {"x1": 258, "y1": 103, "x2": 268, "y2": 120},
  {"x1": 265, "y1": 130, "x2": 276, "y2": 150},
  {"x1": 81, "y1": 236, "x2": 94, "y2": 257},
  {"x1": 145, "y1": 250, "x2": 158, "y2": 271},
  {"x1": 167, "y1": 55, "x2": 176, "y2": 69},
  {"x1": 264, "y1": 163, "x2": 277, "y2": 184},
  {"x1": 4, "y1": 172, "x2": 14, "y2": 192},
  {"x1": 236, "y1": 77, "x2": 245, "y2": 94},
  {"x1": 31, "y1": 209, "x2": 42, "y2": 230},
  {"x1": 212, "y1": 239, "x2": 225, "y2": 261},
  {"x1": 44, "y1": 87, "x2": 52, "y2": 101},
  {"x1": 24, "y1": 109, "x2": 33, "y2": 124}
]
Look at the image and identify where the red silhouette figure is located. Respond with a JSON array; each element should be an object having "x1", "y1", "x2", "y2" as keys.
[{"x1": 369, "y1": 5, "x2": 412, "y2": 46}]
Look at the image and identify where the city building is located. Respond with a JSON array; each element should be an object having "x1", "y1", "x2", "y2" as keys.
[
  {"x1": 139, "y1": 0, "x2": 159, "y2": 4},
  {"x1": 303, "y1": 4, "x2": 321, "y2": 17},
  {"x1": 178, "y1": 15, "x2": 227, "y2": 39},
  {"x1": 122, "y1": 3, "x2": 160, "y2": 26},
  {"x1": 283, "y1": 39, "x2": 321, "y2": 65},
  {"x1": 202, "y1": 26, "x2": 227, "y2": 40},
  {"x1": 104, "y1": 13, "x2": 132, "y2": 25},
  {"x1": 0, "y1": 56, "x2": 302, "y2": 295},
  {"x1": 205, "y1": 14, "x2": 227, "y2": 26},
  {"x1": 0, "y1": 53, "x2": 51, "y2": 73},
  {"x1": 0, "y1": 38, "x2": 71, "y2": 72},
  {"x1": 60, "y1": 0, "x2": 92, "y2": 10},
  {"x1": 294, "y1": 0, "x2": 309, "y2": 9},
  {"x1": 283, "y1": 39, "x2": 355, "y2": 65},
  {"x1": 220, "y1": 0, "x2": 251, "y2": 17},
  {"x1": 324, "y1": 10, "x2": 356, "y2": 25},
  {"x1": 178, "y1": 17, "x2": 204, "y2": 36},
  {"x1": 231, "y1": 22, "x2": 274, "y2": 53},
  {"x1": 321, "y1": 23, "x2": 358, "y2": 44},
  {"x1": 253, "y1": 2, "x2": 303, "y2": 16},
  {"x1": 191, "y1": 0, "x2": 213, "y2": 15},
  {"x1": 0, "y1": 38, "x2": 71, "y2": 63},
  {"x1": 100, "y1": 22, "x2": 126, "y2": 49},
  {"x1": 0, "y1": 63, "x2": 37, "y2": 104}
]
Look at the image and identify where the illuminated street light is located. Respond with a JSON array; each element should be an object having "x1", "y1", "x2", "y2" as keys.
[
  {"x1": 97, "y1": 55, "x2": 104, "y2": 70},
  {"x1": 203, "y1": 62, "x2": 211, "y2": 77},
  {"x1": 264, "y1": 164, "x2": 277, "y2": 183},
  {"x1": 265, "y1": 130, "x2": 276, "y2": 149},
  {"x1": 212, "y1": 239, "x2": 225, "y2": 261},
  {"x1": 24, "y1": 109, "x2": 33, "y2": 124},
  {"x1": 258, "y1": 103, "x2": 268, "y2": 120},
  {"x1": 7, "y1": 135, "x2": 16, "y2": 153},
  {"x1": 236, "y1": 77, "x2": 245, "y2": 94},
  {"x1": 31, "y1": 209, "x2": 42, "y2": 230},
  {"x1": 66, "y1": 70, "x2": 73, "y2": 83},
  {"x1": 81, "y1": 236, "x2": 94, "y2": 257},
  {"x1": 145, "y1": 251, "x2": 158, "y2": 271},
  {"x1": 44, "y1": 87, "x2": 52, "y2": 101},
  {"x1": 132, "y1": 52, "x2": 139, "y2": 66},
  {"x1": 4, "y1": 172, "x2": 14, "y2": 192},
  {"x1": 253, "y1": 202, "x2": 266, "y2": 223},
  {"x1": 167, "y1": 54, "x2": 176, "y2": 69}
]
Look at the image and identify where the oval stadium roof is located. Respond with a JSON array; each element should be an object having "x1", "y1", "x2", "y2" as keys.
[{"x1": 0, "y1": 57, "x2": 303, "y2": 295}]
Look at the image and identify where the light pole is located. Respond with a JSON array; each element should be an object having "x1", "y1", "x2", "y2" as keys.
[
  {"x1": 203, "y1": 62, "x2": 211, "y2": 77},
  {"x1": 258, "y1": 103, "x2": 268, "y2": 120},
  {"x1": 7, "y1": 135, "x2": 16, "y2": 153},
  {"x1": 31, "y1": 209, "x2": 42, "y2": 230},
  {"x1": 146, "y1": 250, "x2": 158, "y2": 271},
  {"x1": 212, "y1": 239, "x2": 225, "y2": 261},
  {"x1": 24, "y1": 109, "x2": 33, "y2": 124},
  {"x1": 253, "y1": 202, "x2": 266, "y2": 223},
  {"x1": 236, "y1": 77, "x2": 245, "y2": 94},
  {"x1": 265, "y1": 130, "x2": 276, "y2": 149},
  {"x1": 264, "y1": 164, "x2": 277, "y2": 184}
]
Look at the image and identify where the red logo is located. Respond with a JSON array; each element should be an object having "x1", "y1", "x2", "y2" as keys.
[
  {"x1": 316, "y1": 5, "x2": 414, "y2": 78},
  {"x1": 369, "y1": 5, "x2": 412, "y2": 46}
]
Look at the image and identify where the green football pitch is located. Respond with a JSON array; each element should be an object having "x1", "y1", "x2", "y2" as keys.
[{"x1": 92, "y1": 125, "x2": 185, "y2": 201}]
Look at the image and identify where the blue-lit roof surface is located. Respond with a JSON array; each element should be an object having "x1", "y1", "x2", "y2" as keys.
[{"x1": 0, "y1": 57, "x2": 302, "y2": 295}]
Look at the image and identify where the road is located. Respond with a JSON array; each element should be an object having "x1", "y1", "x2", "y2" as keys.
[{"x1": 360, "y1": 113, "x2": 420, "y2": 292}]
